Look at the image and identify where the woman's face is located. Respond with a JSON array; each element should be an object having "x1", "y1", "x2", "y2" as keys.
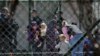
[
  {"x1": 32, "y1": 12, "x2": 38, "y2": 17},
  {"x1": 32, "y1": 25, "x2": 37, "y2": 30}
]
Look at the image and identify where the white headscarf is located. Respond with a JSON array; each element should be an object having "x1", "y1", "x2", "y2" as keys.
[{"x1": 40, "y1": 22, "x2": 47, "y2": 36}]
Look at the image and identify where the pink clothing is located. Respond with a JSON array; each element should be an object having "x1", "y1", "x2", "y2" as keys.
[
  {"x1": 62, "y1": 26, "x2": 68, "y2": 35},
  {"x1": 62, "y1": 26, "x2": 69, "y2": 41},
  {"x1": 70, "y1": 35, "x2": 74, "y2": 39}
]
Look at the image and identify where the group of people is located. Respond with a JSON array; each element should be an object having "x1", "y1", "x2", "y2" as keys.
[
  {"x1": 0, "y1": 7, "x2": 73, "y2": 55},
  {"x1": 0, "y1": 6, "x2": 98, "y2": 56},
  {"x1": 27, "y1": 9, "x2": 74, "y2": 56},
  {"x1": 27, "y1": 9, "x2": 100, "y2": 56}
]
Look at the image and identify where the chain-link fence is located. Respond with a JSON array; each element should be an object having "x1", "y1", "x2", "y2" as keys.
[{"x1": 0, "y1": 0, "x2": 100, "y2": 56}]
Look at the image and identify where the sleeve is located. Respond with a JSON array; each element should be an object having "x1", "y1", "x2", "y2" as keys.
[{"x1": 55, "y1": 42, "x2": 60, "y2": 49}]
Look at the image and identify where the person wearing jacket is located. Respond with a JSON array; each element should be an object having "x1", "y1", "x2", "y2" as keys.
[
  {"x1": 55, "y1": 34, "x2": 71, "y2": 56},
  {"x1": 0, "y1": 7, "x2": 19, "y2": 52},
  {"x1": 31, "y1": 10, "x2": 42, "y2": 27},
  {"x1": 27, "y1": 10, "x2": 42, "y2": 51}
]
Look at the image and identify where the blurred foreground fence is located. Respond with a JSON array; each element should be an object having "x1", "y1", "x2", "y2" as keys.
[{"x1": 0, "y1": 0, "x2": 100, "y2": 56}]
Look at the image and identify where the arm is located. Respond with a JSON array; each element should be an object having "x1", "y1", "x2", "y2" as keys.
[
  {"x1": 55, "y1": 42, "x2": 60, "y2": 49},
  {"x1": 37, "y1": 42, "x2": 42, "y2": 47}
]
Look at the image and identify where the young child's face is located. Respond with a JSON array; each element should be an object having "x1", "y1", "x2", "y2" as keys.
[
  {"x1": 41, "y1": 25, "x2": 45, "y2": 29},
  {"x1": 59, "y1": 35, "x2": 66, "y2": 41}
]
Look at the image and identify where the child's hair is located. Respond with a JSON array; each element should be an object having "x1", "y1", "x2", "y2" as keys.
[
  {"x1": 59, "y1": 34, "x2": 66, "y2": 41},
  {"x1": 40, "y1": 22, "x2": 47, "y2": 29}
]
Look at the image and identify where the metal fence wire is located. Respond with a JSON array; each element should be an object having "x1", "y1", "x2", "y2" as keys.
[{"x1": 0, "y1": 1, "x2": 100, "y2": 56}]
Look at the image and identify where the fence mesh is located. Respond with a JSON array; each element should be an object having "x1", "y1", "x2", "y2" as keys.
[{"x1": 0, "y1": 0, "x2": 100, "y2": 56}]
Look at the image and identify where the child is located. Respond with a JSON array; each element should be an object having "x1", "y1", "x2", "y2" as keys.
[
  {"x1": 40, "y1": 22, "x2": 47, "y2": 37},
  {"x1": 55, "y1": 34, "x2": 71, "y2": 56}
]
